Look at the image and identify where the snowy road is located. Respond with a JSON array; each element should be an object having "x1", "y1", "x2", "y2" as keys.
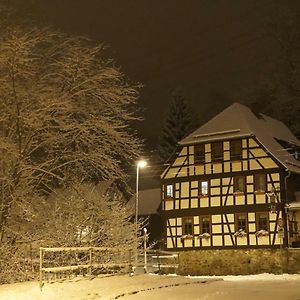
[{"x1": 0, "y1": 274, "x2": 300, "y2": 300}]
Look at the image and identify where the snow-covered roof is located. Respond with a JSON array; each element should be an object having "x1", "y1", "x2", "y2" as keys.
[
  {"x1": 128, "y1": 188, "x2": 161, "y2": 216},
  {"x1": 287, "y1": 202, "x2": 300, "y2": 210},
  {"x1": 179, "y1": 102, "x2": 300, "y2": 174}
]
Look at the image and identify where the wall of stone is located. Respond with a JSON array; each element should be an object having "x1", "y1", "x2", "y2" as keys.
[{"x1": 178, "y1": 249, "x2": 300, "y2": 275}]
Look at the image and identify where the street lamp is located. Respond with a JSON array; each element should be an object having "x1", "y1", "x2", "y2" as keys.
[{"x1": 135, "y1": 159, "x2": 147, "y2": 271}]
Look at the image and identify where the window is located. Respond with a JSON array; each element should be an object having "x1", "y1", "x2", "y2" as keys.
[
  {"x1": 200, "y1": 216, "x2": 211, "y2": 234},
  {"x1": 236, "y1": 213, "x2": 247, "y2": 232},
  {"x1": 194, "y1": 144, "x2": 205, "y2": 164},
  {"x1": 234, "y1": 176, "x2": 245, "y2": 193},
  {"x1": 211, "y1": 142, "x2": 223, "y2": 162},
  {"x1": 256, "y1": 212, "x2": 269, "y2": 231},
  {"x1": 230, "y1": 139, "x2": 242, "y2": 160},
  {"x1": 199, "y1": 181, "x2": 208, "y2": 196},
  {"x1": 183, "y1": 217, "x2": 193, "y2": 235},
  {"x1": 254, "y1": 174, "x2": 266, "y2": 192},
  {"x1": 165, "y1": 184, "x2": 173, "y2": 198}
]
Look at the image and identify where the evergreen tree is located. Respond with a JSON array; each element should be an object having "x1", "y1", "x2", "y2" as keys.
[{"x1": 158, "y1": 89, "x2": 194, "y2": 163}]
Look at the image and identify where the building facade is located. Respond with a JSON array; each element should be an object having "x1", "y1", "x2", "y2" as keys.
[{"x1": 161, "y1": 103, "x2": 300, "y2": 251}]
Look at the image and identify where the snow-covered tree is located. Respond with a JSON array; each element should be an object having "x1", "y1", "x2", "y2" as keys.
[
  {"x1": 158, "y1": 89, "x2": 194, "y2": 163},
  {"x1": 0, "y1": 27, "x2": 142, "y2": 243}
]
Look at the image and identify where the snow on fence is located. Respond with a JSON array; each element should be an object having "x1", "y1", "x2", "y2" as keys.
[{"x1": 39, "y1": 247, "x2": 133, "y2": 290}]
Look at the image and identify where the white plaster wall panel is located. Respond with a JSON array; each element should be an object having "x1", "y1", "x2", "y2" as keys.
[
  {"x1": 247, "y1": 185, "x2": 254, "y2": 193},
  {"x1": 211, "y1": 178, "x2": 220, "y2": 186},
  {"x1": 195, "y1": 164, "x2": 204, "y2": 175},
  {"x1": 232, "y1": 161, "x2": 242, "y2": 172},
  {"x1": 248, "y1": 213, "x2": 255, "y2": 221},
  {"x1": 251, "y1": 148, "x2": 267, "y2": 157},
  {"x1": 213, "y1": 163, "x2": 222, "y2": 173},
  {"x1": 249, "y1": 223, "x2": 256, "y2": 232},
  {"x1": 175, "y1": 200, "x2": 179, "y2": 209},
  {"x1": 189, "y1": 146, "x2": 194, "y2": 155},
  {"x1": 175, "y1": 183, "x2": 180, "y2": 189},
  {"x1": 213, "y1": 225, "x2": 222, "y2": 234},
  {"x1": 181, "y1": 182, "x2": 189, "y2": 197},
  {"x1": 175, "y1": 191, "x2": 180, "y2": 198},
  {"x1": 260, "y1": 157, "x2": 278, "y2": 169},
  {"x1": 184, "y1": 239, "x2": 193, "y2": 248},
  {"x1": 249, "y1": 235, "x2": 257, "y2": 245},
  {"x1": 222, "y1": 178, "x2": 230, "y2": 185},
  {"x1": 249, "y1": 160, "x2": 261, "y2": 170},
  {"x1": 211, "y1": 187, "x2": 220, "y2": 195},
  {"x1": 224, "y1": 162, "x2": 230, "y2": 172},
  {"x1": 242, "y1": 150, "x2": 248, "y2": 159},
  {"x1": 178, "y1": 167, "x2": 187, "y2": 177},
  {"x1": 200, "y1": 197, "x2": 209, "y2": 207},
  {"x1": 224, "y1": 141, "x2": 230, "y2": 150},
  {"x1": 224, "y1": 236, "x2": 233, "y2": 246},
  {"x1": 177, "y1": 238, "x2": 182, "y2": 248},
  {"x1": 205, "y1": 164, "x2": 211, "y2": 174},
  {"x1": 165, "y1": 201, "x2": 173, "y2": 210},
  {"x1": 227, "y1": 214, "x2": 234, "y2": 222},
  {"x1": 180, "y1": 147, "x2": 187, "y2": 156},
  {"x1": 274, "y1": 236, "x2": 282, "y2": 245},
  {"x1": 256, "y1": 194, "x2": 266, "y2": 204},
  {"x1": 189, "y1": 166, "x2": 195, "y2": 176},
  {"x1": 224, "y1": 152, "x2": 230, "y2": 160},
  {"x1": 269, "y1": 213, "x2": 277, "y2": 221},
  {"x1": 211, "y1": 197, "x2": 220, "y2": 207},
  {"x1": 247, "y1": 176, "x2": 254, "y2": 183},
  {"x1": 194, "y1": 238, "x2": 200, "y2": 247},
  {"x1": 167, "y1": 238, "x2": 173, "y2": 248},
  {"x1": 201, "y1": 239, "x2": 210, "y2": 247},
  {"x1": 205, "y1": 144, "x2": 211, "y2": 152},
  {"x1": 257, "y1": 236, "x2": 269, "y2": 245},
  {"x1": 180, "y1": 199, "x2": 189, "y2": 209},
  {"x1": 213, "y1": 215, "x2": 222, "y2": 223},
  {"x1": 213, "y1": 236, "x2": 223, "y2": 246},
  {"x1": 177, "y1": 218, "x2": 182, "y2": 226},
  {"x1": 169, "y1": 218, "x2": 176, "y2": 226},
  {"x1": 236, "y1": 237, "x2": 247, "y2": 246},
  {"x1": 205, "y1": 153, "x2": 211, "y2": 163},
  {"x1": 271, "y1": 173, "x2": 280, "y2": 181},
  {"x1": 269, "y1": 223, "x2": 275, "y2": 232},
  {"x1": 165, "y1": 167, "x2": 179, "y2": 179},
  {"x1": 194, "y1": 216, "x2": 199, "y2": 224},
  {"x1": 242, "y1": 139, "x2": 247, "y2": 148},
  {"x1": 249, "y1": 138, "x2": 259, "y2": 147},
  {"x1": 224, "y1": 226, "x2": 230, "y2": 233},
  {"x1": 191, "y1": 190, "x2": 198, "y2": 197},
  {"x1": 235, "y1": 195, "x2": 245, "y2": 205},
  {"x1": 191, "y1": 199, "x2": 198, "y2": 208},
  {"x1": 247, "y1": 194, "x2": 254, "y2": 204},
  {"x1": 194, "y1": 226, "x2": 199, "y2": 235},
  {"x1": 173, "y1": 156, "x2": 186, "y2": 167},
  {"x1": 229, "y1": 224, "x2": 235, "y2": 232},
  {"x1": 243, "y1": 160, "x2": 248, "y2": 170},
  {"x1": 177, "y1": 227, "x2": 182, "y2": 235},
  {"x1": 227, "y1": 196, "x2": 234, "y2": 206},
  {"x1": 191, "y1": 181, "x2": 198, "y2": 188},
  {"x1": 171, "y1": 228, "x2": 176, "y2": 236}
]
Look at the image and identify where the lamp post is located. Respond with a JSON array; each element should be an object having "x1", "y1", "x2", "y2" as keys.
[{"x1": 135, "y1": 159, "x2": 147, "y2": 271}]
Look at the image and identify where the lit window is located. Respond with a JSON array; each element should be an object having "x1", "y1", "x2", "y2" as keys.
[
  {"x1": 211, "y1": 142, "x2": 223, "y2": 162},
  {"x1": 200, "y1": 216, "x2": 211, "y2": 234},
  {"x1": 236, "y1": 213, "x2": 247, "y2": 232},
  {"x1": 183, "y1": 217, "x2": 193, "y2": 235},
  {"x1": 234, "y1": 176, "x2": 245, "y2": 193},
  {"x1": 200, "y1": 181, "x2": 208, "y2": 196},
  {"x1": 257, "y1": 213, "x2": 268, "y2": 231},
  {"x1": 166, "y1": 184, "x2": 173, "y2": 198},
  {"x1": 194, "y1": 144, "x2": 205, "y2": 164},
  {"x1": 230, "y1": 139, "x2": 242, "y2": 160},
  {"x1": 254, "y1": 174, "x2": 266, "y2": 192}
]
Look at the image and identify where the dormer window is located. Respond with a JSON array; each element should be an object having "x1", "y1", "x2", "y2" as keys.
[
  {"x1": 230, "y1": 139, "x2": 242, "y2": 160},
  {"x1": 211, "y1": 141, "x2": 223, "y2": 162},
  {"x1": 194, "y1": 144, "x2": 205, "y2": 164}
]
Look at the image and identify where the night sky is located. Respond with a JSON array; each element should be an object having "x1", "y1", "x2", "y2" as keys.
[{"x1": 20, "y1": 0, "x2": 281, "y2": 145}]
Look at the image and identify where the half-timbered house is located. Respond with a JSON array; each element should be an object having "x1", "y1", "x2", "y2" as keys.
[{"x1": 161, "y1": 103, "x2": 300, "y2": 251}]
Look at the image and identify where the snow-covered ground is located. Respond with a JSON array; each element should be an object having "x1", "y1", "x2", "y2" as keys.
[{"x1": 0, "y1": 273, "x2": 300, "y2": 300}]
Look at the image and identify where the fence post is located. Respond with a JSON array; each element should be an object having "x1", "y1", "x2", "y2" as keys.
[
  {"x1": 39, "y1": 248, "x2": 43, "y2": 291},
  {"x1": 89, "y1": 247, "x2": 92, "y2": 278}
]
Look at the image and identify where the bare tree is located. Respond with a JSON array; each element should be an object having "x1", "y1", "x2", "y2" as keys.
[{"x1": 0, "y1": 26, "x2": 142, "y2": 243}]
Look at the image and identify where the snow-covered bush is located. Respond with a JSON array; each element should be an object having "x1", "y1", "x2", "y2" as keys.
[
  {"x1": 255, "y1": 230, "x2": 269, "y2": 237},
  {"x1": 234, "y1": 229, "x2": 247, "y2": 237},
  {"x1": 198, "y1": 233, "x2": 211, "y2": 239}
]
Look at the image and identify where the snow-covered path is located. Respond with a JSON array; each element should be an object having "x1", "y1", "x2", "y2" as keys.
[{"x1": 0, "y1": 274, "x2": 300, "y2": 300}]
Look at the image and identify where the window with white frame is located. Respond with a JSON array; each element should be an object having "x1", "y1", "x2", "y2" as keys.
[
  {"x1": 166, "y1": 184, "x2": 173, "y2": 198},
  {"x1": 200, "y1": 181, "x2": 208, "y2": 196}
]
